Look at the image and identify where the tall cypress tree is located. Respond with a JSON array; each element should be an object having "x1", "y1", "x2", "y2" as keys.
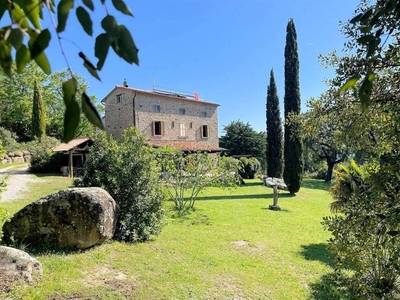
[
  {"x1": 266, "y1": 69, "x2": 283, "y2": 178},
  {"x1": 283, "y1": 18, "x2": 303, "y2": 194},
  {"x1": 31, "y1": 78, "x2": 46, "y2": 141}
]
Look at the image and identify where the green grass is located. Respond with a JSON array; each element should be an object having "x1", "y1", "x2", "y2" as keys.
[{"x1": 0, "y1": 177, "x2": 335, "y2": 300}]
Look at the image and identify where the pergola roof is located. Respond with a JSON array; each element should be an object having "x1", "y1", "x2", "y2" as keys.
[{"x1": 52, "y1": 137, "x2": 92, "y2": 152}]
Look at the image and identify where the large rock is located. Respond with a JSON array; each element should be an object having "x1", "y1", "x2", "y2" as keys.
[
  {"x1": 2, "y1": 187, "x2": 118, "y2": 250},
  {"x1": 0, "y1": 246, "x2": 42, "y2": 292}
]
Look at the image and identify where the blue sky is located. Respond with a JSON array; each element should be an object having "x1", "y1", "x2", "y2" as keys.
[{"x1": 32, "y1": 1, "x2": 360, "y2": 135}]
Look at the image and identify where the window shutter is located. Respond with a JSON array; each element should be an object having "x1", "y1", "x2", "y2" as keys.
[
  {"x1": 152, "y1": 121, "x2": 155, "y2": 136},
  {"x1": 161, "y1": 121, "x2": 165, "y2": 136},
  {"x1": 207, "y1": 125, "x2": 210, "y2": 138}
]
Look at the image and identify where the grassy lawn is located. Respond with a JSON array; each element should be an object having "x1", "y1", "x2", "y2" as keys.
[{"x1": 0, "y1": 177, "x2": 334, "y2": 300}]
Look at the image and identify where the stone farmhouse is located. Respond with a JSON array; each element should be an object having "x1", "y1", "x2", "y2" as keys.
[{"x1": 101, "y1": 86, "x2": 225, "y2": 152}]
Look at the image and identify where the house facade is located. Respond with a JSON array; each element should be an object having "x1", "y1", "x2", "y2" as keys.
[{"x1": 101, "y1": 86, "x2": 224, "y2": 151}]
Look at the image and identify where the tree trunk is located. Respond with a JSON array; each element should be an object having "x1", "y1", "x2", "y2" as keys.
[{"x1": 326, "y1": 162, "x2": 334, "y2": 182}]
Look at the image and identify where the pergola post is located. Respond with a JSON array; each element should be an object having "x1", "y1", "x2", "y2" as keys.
[{"x1": 69, "y1": 150, "x2": 73, "y2": 178}]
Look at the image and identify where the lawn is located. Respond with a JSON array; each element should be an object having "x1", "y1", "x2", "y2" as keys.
[{"x1": 0, "y1": 176, "x2": 334, "y2": 300}]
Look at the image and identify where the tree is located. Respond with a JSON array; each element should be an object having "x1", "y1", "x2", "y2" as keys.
[
  {"x1": 283, "y1": 19, "x2": 303, "y2": 194},
  {"x1": 31, "y1": 78, "x2": 46, "y2": 140},
  {"x1": 302, "y1": 95, "x2": 347, "y2": 182},
  {"x1": 266, "y1": 69, "x2": 283, "y2": 178},
  {"x1": 0, "y1": 1, "x2": 139, "y2": 142},
  {"x1": 156, "y1": 147, "x2": 239, "y2": 211},
  {"x1": 0, "y1": 64, "x2": 100, "y2": 141},
  {"x1": 75, "y1": 127, "x2": 165, "y2": 242},
  {"x1": 315, "y1": 1, "x2": 400, "y2": 297},
  {"x1": 219, "y1": 120, "x2": 266, "y2": 171}
]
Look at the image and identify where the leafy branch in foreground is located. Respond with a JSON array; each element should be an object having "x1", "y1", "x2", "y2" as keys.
[
  {"x1": 340, "y1": 0, "x2": 399, "y2": 110},
  {"x1": 0, "y1": 0, "x2": 139, "y2": 141}
]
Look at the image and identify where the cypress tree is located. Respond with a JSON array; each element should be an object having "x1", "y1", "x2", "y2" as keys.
[
  {"x1": 31, "y1": 78, "x2": 46, "y2": 141},
  {"x1": 283, "y1": 19, "x2": 303, "y2": 194},
  {"x1": 266, "y1": 69, "x2": 283, "y2": 178}
]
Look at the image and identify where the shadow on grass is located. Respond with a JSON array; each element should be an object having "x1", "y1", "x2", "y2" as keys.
[
  {"x1": 308, "y1": 272, "x2": 351, "y2": 300},
  {"x1": 241, "y1": 181, "x2": 264, "y2": 186},
  {"x1": 300, "y1": 243, "x2": 333, "y2": 266},
  {"x1": 195, "y1": 192, "x2": 295, "y2": 201},
  {"x1": 302, "y1": 179, "x2": 331, "y2": 191}
]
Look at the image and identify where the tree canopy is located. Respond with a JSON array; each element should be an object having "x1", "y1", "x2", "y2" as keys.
[
  {"x1": 219, "y1": 120, "x2": 266, "y2": 171},
  {"x1": 283, "y1": 18, "x2": 303, "y2": 194},
  {"x1": 266, "y1": 69, "x2": 283, "y2": 178}
]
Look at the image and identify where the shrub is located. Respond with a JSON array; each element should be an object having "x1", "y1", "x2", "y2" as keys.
[
  {"x1": 156, "y1": 147, "x2": 239, "y2": 211},
  {"x1": 0, "y1": 206, "x2": 10, "y2": 243},
  {"x1": 322, "y1": 158, "x2": 400, "y2": 299},
  {"x1": 239, "y1": 157, "x2": 260, "y2": 179},
  {"x1": 74, "y1": 127, "x2": 165, "y2": 242},
  {"x1": 0, "y1": 127, "x2": 19, "y2": 152},
  {"x1": 26, "y1": 136, "x2": 61, "y2": 173}
]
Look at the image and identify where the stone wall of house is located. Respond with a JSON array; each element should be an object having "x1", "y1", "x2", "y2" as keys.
[{"x1": 104, "y1": 87, "x2": 219, "y2": 147}]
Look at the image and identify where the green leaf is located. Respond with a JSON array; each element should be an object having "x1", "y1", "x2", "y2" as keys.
[
  {"x1": 350, "y1": 13, "x2": 363, "y2": 24},
  {"x1": 29, "y1": 29, "x2": 51, "y2": 59},
  {"x1": 63, "y1": 100, "x2": 80, "y2": 142},
  {"x1": 358, "y1": 73, "x2": 374, "y2": 111},
  {"x1": 62, "y1": 77, "x2": 77, "y2": 105},
  {"x1": 111, "y1": 0, "x2": 133, "y2": 16},
  {"x1": 10, "y1": 2, "x2": 30, "y2": 29},
  {"x1": 387, "y1": 231, "x2": 400, "y2": 236},
  {"x1": 20, "y1": 0, "x2": 41, "y2": 30},
  {"x1": 95, "y1": 33, "x2": 110, "y2": 70},
  {"x1": 78, "y1": 52, "x2": 101, "y2": 80},
  {"x1": 57, "y1": 0, "x2": 74, "y2": 33},
  {"x1": 360, "y1": 8, "x2": 373, "y2": 25},
  {"x1": 0, "y1": 0, "x2": 7, "y2": 20},
  {"x1": 357, "y1": 35, "x2": 375, "y2": 45},
  {"x1": 7, "y1": 28, "x2": 24, "y2": 50},
  {"x1": 339, "y1": 75, "x2": 360, "y2": 93},
  {"x1": 101, "y1": 15, "x2": 119, "y2": 36},
  {"x1": 82, "y1": 92, "x2": 105, "y2": 130},
  {"x1": 0, "y1": 41, "x2": 12, "y2": 77},
  {"x1": 15, "y1": 44, "x2": 31, "y2": 73},
  {"x1": 76, "y1": 6, "x2": 93, "y2": 36},
  {"x1": 34, "y1": 52, "x2": 51, "y2": 74},
  {"x1": 111, "y1": 25, "x2": 139, "y2": 65},
  {"x1": 82, "y1": 0, "x2": 94, "y2": 11},
  {"x1": 366, "y1": 37, "x2": 380, "y2": 58}
]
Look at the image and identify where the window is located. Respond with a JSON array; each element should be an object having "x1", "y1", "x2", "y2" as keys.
[
  {"x1": 201, "y1": 125, "x2": 209, "y2": 138},
  {"x1": 116, "y1": 94, "x2": 122, "y2": 103},
  {"x1": 153, "y1": 105, "x2": 161, "y2": 112},
  {"x1": 179, "y1": 123, "x2": 186, "y2": 137},
  {"x1": 152, "y1": 121, "x2": 164, "y2": 136},
  {"x1": 201, "y1": 111, "x2": 207, "y2": 117},
  {"x1": 179, "y1": 108, "x2": 186, "y2": 115}
]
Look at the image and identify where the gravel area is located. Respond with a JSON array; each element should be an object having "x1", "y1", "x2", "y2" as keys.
[{"x1": 0, "y1": 165, "x2": 42, "y2": 202}]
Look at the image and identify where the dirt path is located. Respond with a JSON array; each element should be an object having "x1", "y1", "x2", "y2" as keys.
[{"x1": 0, "y1": 164, "x2": 43, "y2": 202}]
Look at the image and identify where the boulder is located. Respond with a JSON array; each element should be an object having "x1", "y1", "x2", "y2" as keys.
[
  {"x1": 0, "y1": 246, "x2": 42, "y2": 292},
  {"x1": 263, "y1": 177, "x2": 288, "y2": 191},
  {"x1": 23, "y1": 155, "x2": 32, "y2": 162},
  {"x1": 11, "y1": 157, "x2": 24, "y2": 163},
  {"x1": 2, "y1": 187, "x2": 118, "y2": 250},
  {"x1": 7, "y1": 152, "x2": 14, "y2": 157},
  {"x1": 22, "y1": 150, "x2": 31, "y2": 156},
  {"x1": 14, "y1": 152, "x2": 23, "y2": 157}
]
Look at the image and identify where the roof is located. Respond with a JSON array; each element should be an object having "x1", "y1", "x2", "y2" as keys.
[
  {"x1": 147, "y1": 140, "x2": 226, "y2": 152},
  {"x1": 101, "y1": 86, "x2": 219, "y2": 107},
  {"x1": 52, "y1": 137, "x2": 92, "y2": 152}
]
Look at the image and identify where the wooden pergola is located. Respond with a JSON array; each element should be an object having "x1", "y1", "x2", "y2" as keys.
[{"x1": 52, "y1": 137, "x2": 93, "y2": 178}]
